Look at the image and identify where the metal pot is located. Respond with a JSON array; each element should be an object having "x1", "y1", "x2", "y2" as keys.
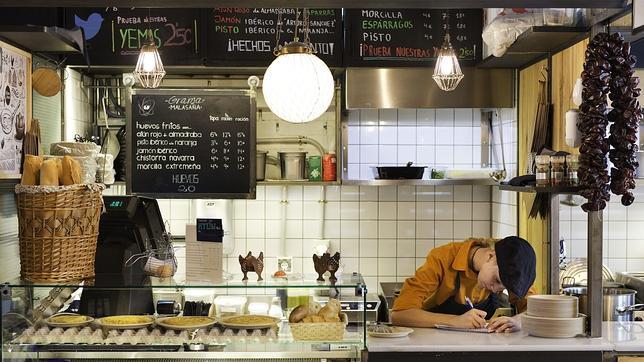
[
  {"x1": 563, "y1": 287, "x2": 644, "y2": 321},
  {"x1": 279, "y1": 151, "x2": 307, "y2": 180},
  {"x1": 256, "y1": 151, "x2": 268, "y2": 181}
]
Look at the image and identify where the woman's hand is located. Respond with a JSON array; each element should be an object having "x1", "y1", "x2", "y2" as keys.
[
  {"x1": 487, "y1": 315, "x2": 522, "y2": 333},
  {"x1": 449, "y1": 309, "x2": 487, "y2": 329}
]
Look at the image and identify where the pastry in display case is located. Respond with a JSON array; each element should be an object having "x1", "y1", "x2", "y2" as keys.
[{"x1": 1, "y1": 273, "x2": 368, "y2": 360}]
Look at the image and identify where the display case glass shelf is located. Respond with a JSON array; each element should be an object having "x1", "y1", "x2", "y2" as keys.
[{"x1": 4, "y1": 273, "x2": 366, "y2": 290}]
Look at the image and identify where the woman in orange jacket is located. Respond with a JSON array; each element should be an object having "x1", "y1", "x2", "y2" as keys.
[{"x1": 391, "y1": 236, "x2": 536, "y2": 333}]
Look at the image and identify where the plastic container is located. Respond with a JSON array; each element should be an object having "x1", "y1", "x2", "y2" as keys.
[
  {"x1": 214, "y1": 296, "x2": 247, "y2": 318},
  {"x1": 322, "y1": 152, "x2": 337, "y2": 181}
]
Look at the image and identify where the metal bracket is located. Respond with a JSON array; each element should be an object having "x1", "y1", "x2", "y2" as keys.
[{"x1": 480, "y1": 111, "x2": 492, "y2": 168}]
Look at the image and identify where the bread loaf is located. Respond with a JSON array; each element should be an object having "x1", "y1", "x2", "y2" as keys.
[
  {"x1": 289, "y1": 305, "x2": 309, "y2": 323},
  {"x1": 61, "y1": 156, "x2": 82, "y2": 185},
  {"x1": 40, "y1": 159, "x2": 60, "y2": 186},
  {"x1": 21, "y1": 155, "x2": 42, "y2": 185}
]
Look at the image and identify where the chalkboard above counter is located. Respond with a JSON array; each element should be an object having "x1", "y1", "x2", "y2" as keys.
[
  {"x1": 64, "y1": 8, "x2": 204, "y2": 66},
  {"x1": 51, "y1": 7, "x2": 486, "y2": 69},
  {"x1": 345, "y1": 9, "x2": 483, "y2": 67},
  {"x1": 206, "y1": 8, "x2": 343, "y2": 67},
  {"x1": 127, "y1": 89, "x2": 257, "y2": 199}
]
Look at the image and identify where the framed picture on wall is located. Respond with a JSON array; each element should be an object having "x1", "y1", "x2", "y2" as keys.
[
  {"x1": 0, "y1": 40, "x2": 31, "y2": 179},
  {"x1": 634, "y1": 0, "x2": 644, "y2": 35}
]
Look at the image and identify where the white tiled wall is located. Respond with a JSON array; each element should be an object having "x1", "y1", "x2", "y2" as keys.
[
  {"x1": 491, "y1": 109, "x2": 519, "y2": 238},
  {"x1": 346, "y1": 109, "x2": 493, "y2": 180},
  {"x1": 558, "y1": 187, "x2": 644, "y2": 273},
  {"x1": 105, "y1": 184, "x2": 493, "y2": 295}
]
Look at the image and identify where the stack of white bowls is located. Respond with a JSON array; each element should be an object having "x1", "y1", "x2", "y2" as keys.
[{"x1": 522, "y1": 295, "x2": 585, "y2": 338}]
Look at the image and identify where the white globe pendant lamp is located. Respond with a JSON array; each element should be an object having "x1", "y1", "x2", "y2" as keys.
[{"x1": 262, "y1": 9, "x2": 334, "y2": 124}]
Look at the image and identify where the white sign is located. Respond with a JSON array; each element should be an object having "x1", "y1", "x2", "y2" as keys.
[{"x1": 0, "y1": 42, "x2": 28, "y2": 177}]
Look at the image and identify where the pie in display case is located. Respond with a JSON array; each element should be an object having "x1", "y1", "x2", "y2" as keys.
[{"x1": 1, "y1": 273, "x2": 367, "y2": 361}]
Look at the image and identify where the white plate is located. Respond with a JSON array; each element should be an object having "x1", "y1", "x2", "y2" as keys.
[
  {"x1": 96, "y1": 315, "x2": 155, "y2": 329},
  {"x1": 368, "y1": 326, "x2": 414, "y2": 338},
  {"x1": 45, "y1": 313, "x2": 94, "y2": 328},
  {"x1": 156, "y1": 316, "x2": 217, "y2": 330},
  {"x1": 219, "y1": 315, "x2": 280, "y2": 329}
]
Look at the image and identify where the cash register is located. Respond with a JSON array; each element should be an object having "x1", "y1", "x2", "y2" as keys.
[{"x1": 78, "y1": 196, "x2": 166, "y2": 317}]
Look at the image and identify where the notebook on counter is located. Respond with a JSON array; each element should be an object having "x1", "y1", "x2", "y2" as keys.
[{"x1": 434, "y1": 324, "x2": 492, "y2": 333}]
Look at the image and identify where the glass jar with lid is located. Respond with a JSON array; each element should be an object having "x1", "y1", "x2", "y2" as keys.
[
  {"x1": 550, "y1": 155, "x2": 566, "y2": 185},
  {"x1": 535, "y1": 155, "x2": 551, "y2": 186},
  {"x1": 566, "y1": 154, "x2": 579, "y2": 185}
]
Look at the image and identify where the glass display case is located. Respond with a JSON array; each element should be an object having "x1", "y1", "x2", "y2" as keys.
[{"x1": 2, "y1": 273, "x2": 366, "y2": 361}]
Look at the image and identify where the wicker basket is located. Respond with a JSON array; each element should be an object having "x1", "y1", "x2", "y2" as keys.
[
  {"x1": 289, "y1": 313, "x2": 348, "y2": 341},
  {"x1": 15, "y1": 183, "x2": 105, "y2": 283}
]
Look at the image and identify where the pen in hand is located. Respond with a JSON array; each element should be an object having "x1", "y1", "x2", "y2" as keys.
[{"x1": 465, "y1": 296, "x2": 474, "y2": 310}]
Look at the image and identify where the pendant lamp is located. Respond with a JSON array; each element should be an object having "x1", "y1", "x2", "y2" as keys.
[
  {"x1": 133, "y1": 13, "x2": 165, "y2": 88},
  {"x1": 432, "y1": 12, "x2": 464, "y2": 92},
  {"x1": 262, "y1": 9, "x2": 334, "y2": 124}
]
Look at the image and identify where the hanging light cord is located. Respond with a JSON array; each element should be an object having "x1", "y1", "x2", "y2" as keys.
[
  {"x1": 274, "y1": 9, "x2": 284, "y2": 55},
  {"x1": 444, "y1": 10, "x2": 451, "y2": 46}
]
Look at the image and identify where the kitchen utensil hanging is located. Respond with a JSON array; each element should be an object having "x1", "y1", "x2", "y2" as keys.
[
  {"x1": 529, "y1": 67, "x2": 552, "y2": 219},
  {"x1": 32, "y1": 59, "x2": 65, "y2": 97},
  {"x1": 489, "y1": 109, "x2": 507, "y2": 182}
]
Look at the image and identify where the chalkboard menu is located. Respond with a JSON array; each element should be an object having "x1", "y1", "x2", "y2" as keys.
[
  {"x1": 65, "y1": 8, "x2": 203, "y2": 66},
  {"x1": 345, "y1": 9, "x2": 482, "y2": 67},
  {"x1": 206, "y1": 8, "x2": 343, "y2": 67},
  {"x1": 128, "y1": 89, "x2": 256, "y2": 199}
]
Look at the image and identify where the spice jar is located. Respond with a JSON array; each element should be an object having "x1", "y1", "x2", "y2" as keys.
[
  {"x1": 566, "y1": 154, "x2": 579, "y2": 186},
  {"x1": 550, "y1": 155, "x2": 566, "y2": 185},
  {"x1": 535, "y1": 155, "x2": 551, "y2": 186}
]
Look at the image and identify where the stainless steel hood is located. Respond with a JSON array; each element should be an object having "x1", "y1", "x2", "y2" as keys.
[{"x1": 345, "y1": 67, "x2": 514, "y2": 109}]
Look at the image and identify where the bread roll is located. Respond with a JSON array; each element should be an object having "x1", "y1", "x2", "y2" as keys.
[
  {"x1": 302, "y1": 315, "x2": 324, "y2": 323},
  {"x1": 318, "y1": 299, "x2": 341, "y2": 320},
  {"x1": 21, "y1": 155, "x2": 42, "y2": 185},
  {"x1": 323, "y1": 316, "x2": 341, "y2": 322},
  {"x1": 289, "y1": 305, "x2": 309, "y2": 323},
  {"x1": 40, "y1": 159, "x2": 60, "y2": 186},
  {"x1": 61, "y1": 156, "x2": 82, "y2": 185},
  {"x1": 308, "y1": 301, "x2": 322, "y2": 316}
]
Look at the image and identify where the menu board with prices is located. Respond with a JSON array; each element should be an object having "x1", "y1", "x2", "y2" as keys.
[
  {"x1": 128, "y1": 89, "x2": 256, "y2": 198},
  {"x1": 64, "y1": 8, "x2": 203, "y2": 66},
  {"x1": 345, "y1": 9, "x2": 482, "y2": 67},
  {"x1": 206, "y1": 8, "x2": 343, "y2": 67}
]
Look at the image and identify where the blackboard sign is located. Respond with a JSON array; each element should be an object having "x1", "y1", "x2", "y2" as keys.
[
  {"x1": 206, "y1": 8, "x2": 342, "y2": 67},
  {"x1": 196, "y1": 218, "x2": 224, "y2": 242},
  {"x1": 128, "y1": 89, "x2": 256, "y2": 199},
  {"x1": 65, "y1": 8, "x2": 203, "y2": 66},
  {"x1": 345, "y1": 9, "x2": 482, "y2": 67}
]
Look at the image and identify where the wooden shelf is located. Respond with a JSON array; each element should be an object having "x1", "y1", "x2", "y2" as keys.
[
  {"x1": 477, "y1": 26, "x2": 588, "y2": 69},
  {"x1": 497, "y1": 183, "x2": 581, "y2": 194}
]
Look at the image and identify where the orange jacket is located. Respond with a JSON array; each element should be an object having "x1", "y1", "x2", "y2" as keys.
[{"x1": 392, "y1": 238, "x2": 534, "y2": 313}]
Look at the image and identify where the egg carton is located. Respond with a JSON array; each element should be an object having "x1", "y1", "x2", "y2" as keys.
[{"x1": 14, "y1": 326, "x2": 279, "y2": 346}]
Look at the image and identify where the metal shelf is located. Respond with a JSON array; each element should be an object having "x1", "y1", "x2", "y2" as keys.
[
  {"x1": 477, "y1": 26, "x2": 588, "y2": 69},
  {"x1": 2, "y1": 349, "x2": 359, "y2": 360},
  {"x1": 497, "y1": 184, "x2": 581, "y2": 194},
  {"x1": 342, "y1": 178, "x2": 498, "y2": 186},
  {"x1": 258, "y1": 180, "x2": 341, "y2": 186}
]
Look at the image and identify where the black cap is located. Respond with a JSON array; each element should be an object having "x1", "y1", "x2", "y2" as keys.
[{"x1": 495, "y1": 236, "x2": 536, "y2": 298}]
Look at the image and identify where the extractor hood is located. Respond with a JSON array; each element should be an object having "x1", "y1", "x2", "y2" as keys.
[
  {"x1": 0, "y1": 25, "x2": 83, "y2": 54},
  {"x1": 345, "y1": 67, "x2": 514, "y2": 109}
]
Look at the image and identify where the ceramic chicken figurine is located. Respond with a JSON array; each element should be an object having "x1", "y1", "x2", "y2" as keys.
[
  {"x1": 239, "y1": 251, "x2": 264, "y2": 281},
  {"x1": 313, "y1": 252, "x2": 341, "y2": 282}
]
